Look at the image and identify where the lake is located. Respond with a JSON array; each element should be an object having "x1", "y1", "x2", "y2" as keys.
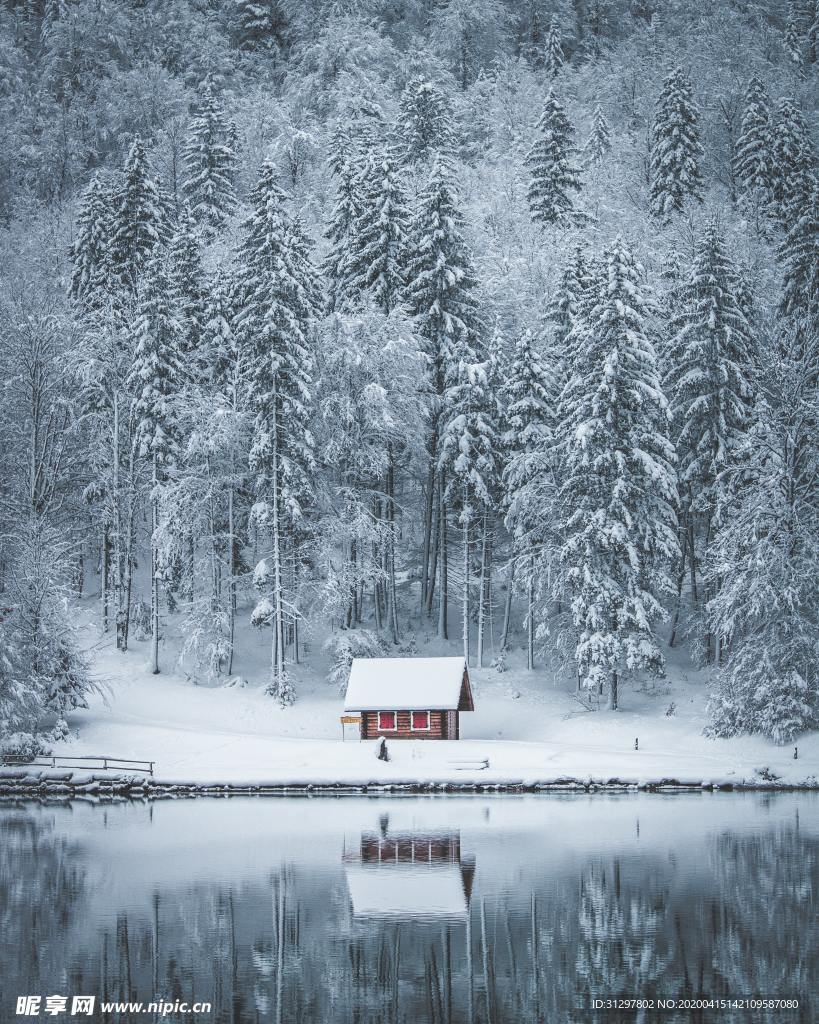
[{"x1": 0, "y1": 793, "x2": 816, "y2": 1022}]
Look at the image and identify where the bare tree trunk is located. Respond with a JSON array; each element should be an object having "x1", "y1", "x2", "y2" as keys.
[
  {"x1": 608, "y1": 670, "x2": 618, "y2": 710},
  {"x1": 669, "y1": 518, "x2": 688, "y2": 648},
  {"x1": 527, "y1": 552, "x2": 535, "y2": 671},
  {"x1": 477, "y1": 510, "x2": 488, "y2": 668},
  {"x1": 437, "y1": 484, "x2": 448, "y2": 640},
  {"x1": 101, "y1": 524, "x2": 110, "y2": 634},
  {"x1": 462, "y1": 480, "x2": 470, "y2": 666},
  {"x1": 421, "y1": 448, "x2": 436, "y2": 612},
  {"x1": 271, "y1": 411, "x2": 286, "y2": 696},
  {"x1": 425, "y1": 477, "x2": 440, "y2": 618},
  {"x1": 386, "y1": 455, "x2": 400, "y2": 644},
  {"x1": 500, "y1": 556, "x2": 514, "y2": 651},
  {"x1": 227, "y1": 472, "x2": 236, "y2": 675},
  {"x1": 150, "y1": 454, "x2": 160, "y2": 675}
]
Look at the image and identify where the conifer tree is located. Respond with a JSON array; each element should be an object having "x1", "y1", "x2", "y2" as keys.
[
  {"x1": 439, "y1": 356, "x2": 498, "y2": 666},
  {"x1": 526, "y1": 89, "x2": 583, "y2": 227},
  {"x1": 560, "y1": 237, "x2": 678, "y2": 708},
  {"x1": 707, "y1": 324, "x2": 819, "y2": 743},
  {"x1": 769, "y1": 98, "x2": 815, "y2": 232},
  {"x1": 502, "y1": 329, "x2": 553, "y2": 670},
  {"x1": 733, "y1": 76, "x2": 773, "y2": 215},
  {"x1": 544, "y1": 16, "x2": 564, "y2": 78},
  {"x1": 649, "y1": 66, "x2": 703, "y2": 221},
  {"x1": 780, "y1": 181, "x2": 819, "y2": 317},
  {"x1": 236, "y1": 0, "x2": 286, "y2": 54},
  {"x1": 405, "y1": 156, "x2": 481, "y2": 630},
  {"x1": 234, "y1": 160, "x2": 319, "y2": 703},
  {"x1": 70, "y1": 174, "x2": 115, "y2": 312},
  {"x1": 109, "y1": 137, "x2": 164, "y2": 296},
  {"x1": 664, "y1": 223, "x2": 755, "y2": 658},
  {"x1": 346, "y1": 146, "x2": 410, "y2": 314},
  {"x1": 322, "y1": 120, "x2": 362, "y2": 312},
  {"x1": 168, "y1": 206, "x2": 206, "y2": 364},
  {"x1": 183, "y1": 80, "x2": 237, "y2": 235},
  {"x1": 399, "y1": 77, "x2": 454, "y2": 165},
  {"x1": 130, "y1": 255, "x2": 185, "y2": 674},
  {"x1": 583, "y1": 104, "x2": 611, "y2": 167}
]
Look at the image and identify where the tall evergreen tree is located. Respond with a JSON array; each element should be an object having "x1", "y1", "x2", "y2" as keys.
[
  {"x1": 130, "y1": 255, "x2": 185, "y2": 674},
  {"x1": 707, "y1": 324, "x2": 819, "y2": 743},
  {"x1": 234, "y1": 160, "x2": 319, "y2": 703},
  {"x1": 69, "y1": 174, "x2": 115, "y2": 312},
  {"x1": 236, "y1": 0, "x2": 287, "y2": 54},
  {"x1": 649, "y1": 66, "x2": 703, "y2": 221},
  {"x1": 405, "y1": 156, "x2": 481, "y2": 631},
  {"x1": 439, "y1": 356, "x2": 498, "y2": 666},
  {"x1": 733, "y1": 76, "x2": 773, "y2": 214},
  {"x1": 399, "y1": 77, "x2": 454, "y2": 165},
  {"x1": 544, "y1": 16, "x2": 564, "y2": 78},
  {"x1": 526, "y1": 89, "x2": 583, "y2": 227},
  {"x1": 183, "y1": 80, "x2": 237, "y2": 235},
  {"x1": 322, "y1": 119, "x2": 362, "y2": 313},
  {"x1": 780, "y1": 181, "x2": 819, "y2": 317},
  {"x1": 664, "y1": 223, "x2": 755, "y2": 659},
  {"x1": 560, "y1": 237, "x2": 678, "y2": 708},
  {"x1": 168, "y1": 206, "x2": 206, "y2": 364},
  {"x1": 346, "y1": 146, "x2": 410, "y2": 315},
  {"x1": 502, "y1": 329, "x2": 554, "y2": 670},
  {"x1": 583, "y1": 104, "x2": 611, "y2": 167},
  {"x1": 769, "y1": 97, "x2": 815, "y2": 232},
  {"x1": 109, "y1": 137, "x2": 164, "y2": 296}
]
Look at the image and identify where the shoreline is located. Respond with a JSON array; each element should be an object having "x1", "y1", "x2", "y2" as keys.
[{"x1": 1, "y1": 768, "x2": 816, "y2": 801}]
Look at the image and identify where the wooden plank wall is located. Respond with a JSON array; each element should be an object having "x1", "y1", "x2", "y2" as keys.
[{"x1": 361, "y1": 710, "x2": 458, "y2": 740}]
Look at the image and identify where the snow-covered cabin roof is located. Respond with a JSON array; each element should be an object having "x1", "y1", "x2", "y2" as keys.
[
  {"x1": 345, "y1": 864, "x2": 469, "y2": 918},
  {"x1": 343, "y1": 657, "x2": 473, "y2": 712}
]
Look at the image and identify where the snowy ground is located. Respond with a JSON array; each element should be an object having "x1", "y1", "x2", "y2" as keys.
[{"x1": 51, "y1": 597, "x2": 819, "y2": 789}]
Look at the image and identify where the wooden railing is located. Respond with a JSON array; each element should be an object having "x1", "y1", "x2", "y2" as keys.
[{"x1": 1, "y1": 754, "x2": 154, "y2": 776}]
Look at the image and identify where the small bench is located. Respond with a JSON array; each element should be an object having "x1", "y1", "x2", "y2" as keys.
[{"x1": 447, "y1": 758, "x2": 489, "y2": 771}]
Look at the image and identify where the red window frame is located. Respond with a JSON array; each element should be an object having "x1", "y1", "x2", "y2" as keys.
[
  {"x1": 411, "y1": 710, "x2": 430, "y2": 732},
  {"x1": 377, "y1": 711, "x2": 397, "y2": 732}
]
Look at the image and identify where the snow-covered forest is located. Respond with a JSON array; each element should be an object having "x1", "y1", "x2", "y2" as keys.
[{"x1": 0, "y1": 0, "x2": 817, "y2": 756}]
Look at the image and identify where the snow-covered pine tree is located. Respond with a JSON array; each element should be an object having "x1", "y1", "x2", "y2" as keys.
[
  {"x1": 234, "y1": 160, "x2": 319, "y2": 704},
  {"x1": 733, "y1": 76, "x2": 774, "y2": 221},
  {"x1": 405, "y1": 155, "x2": 481, "y2": 632},
  {"x1": 664, "y1": 222, "x2": 755, "y2": 660},
  {"x1": 526, "y1": 88, "x2": 584, "y2": 227},
  {"x1": 439, "y1": 354, "x2": 498, "y2": 666},
  {"x1": 346, "y1": 145, "x2": 410, "y2": 314},
  {"x1": 649, "y1": 66, "x2": 703, "y2": 221},
  {"x1": 399, "y1": 76, "x2": 454, "y2": 165},
  {"x1": 168, "y1": 205, "x2": 206, "y2": 366},
  {"x1": 560, "y1": 237, "x2": 678, "y2": 709},
  {"x1": 544, "y1": 16, "x2": 564, "y2": 78},
  {"x1": 70, "y1": 174, "x2": 116, "y2": 312},
  {"x1": 707, "y1": 323, "x2": 819, "y2": 743},
  {"x1": 583, "y1": 104, "x2": 611, "y2": 167},
  {"x1": 322, "y1": 119, "x2": 362, "y2": 313},
  {"x1": 109, "y1": 137, "x2": 165, "y2": 297},
  {"x1": 130, "y1": 254, "x2": 184, "y2": 674},
  {"x1": 236, "y1": 0, "x2": 287, "y2": 54},
  {"x1": 501, "y1": 329, "x2": 554, "y2": 670},
  {"x1": 769, "y1": 97, "x2": 815, "y2": 232},
  {"x1": 183, "y1": 79, "x2": 237, "y2": 235},
  {"x1": 779, "y1": 180, "x2": 819, "y2": 317}
]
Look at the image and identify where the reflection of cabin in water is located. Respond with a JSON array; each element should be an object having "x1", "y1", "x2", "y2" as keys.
[
  {"x1": 343, "y1": 829, "x2": 475, "y2": 919},
  {"x1": 343, "y1": 656, "x2": 474, "y2": 740}
]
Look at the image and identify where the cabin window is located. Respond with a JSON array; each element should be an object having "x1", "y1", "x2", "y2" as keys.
[
  {"x1": 378, "y1": 711, "x2": 397, "y2": 731},
  {"x1": 411, "y1": 711, "x2": 430, "y2": 731}
]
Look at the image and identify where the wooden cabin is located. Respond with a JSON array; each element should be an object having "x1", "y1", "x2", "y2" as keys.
[{"x1": 343, "y1": 656, "x2": 474, "y2": 740}]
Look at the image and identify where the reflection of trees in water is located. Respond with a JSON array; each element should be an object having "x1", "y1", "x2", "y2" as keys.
[
  {"x1": 0, "y1": 813, "x2": 86, "y2": 993},
  {"x1": 4, "y1": 811, "x2": 818, "y2": 1023},
  {"x1": 711, "y1": 828, "x2": 818, "y2": 1003}
]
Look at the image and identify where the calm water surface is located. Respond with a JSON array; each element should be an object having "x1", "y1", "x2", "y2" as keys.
[{"x1": 0, "y1": 793, "x2": 816, "y2": 1023}]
